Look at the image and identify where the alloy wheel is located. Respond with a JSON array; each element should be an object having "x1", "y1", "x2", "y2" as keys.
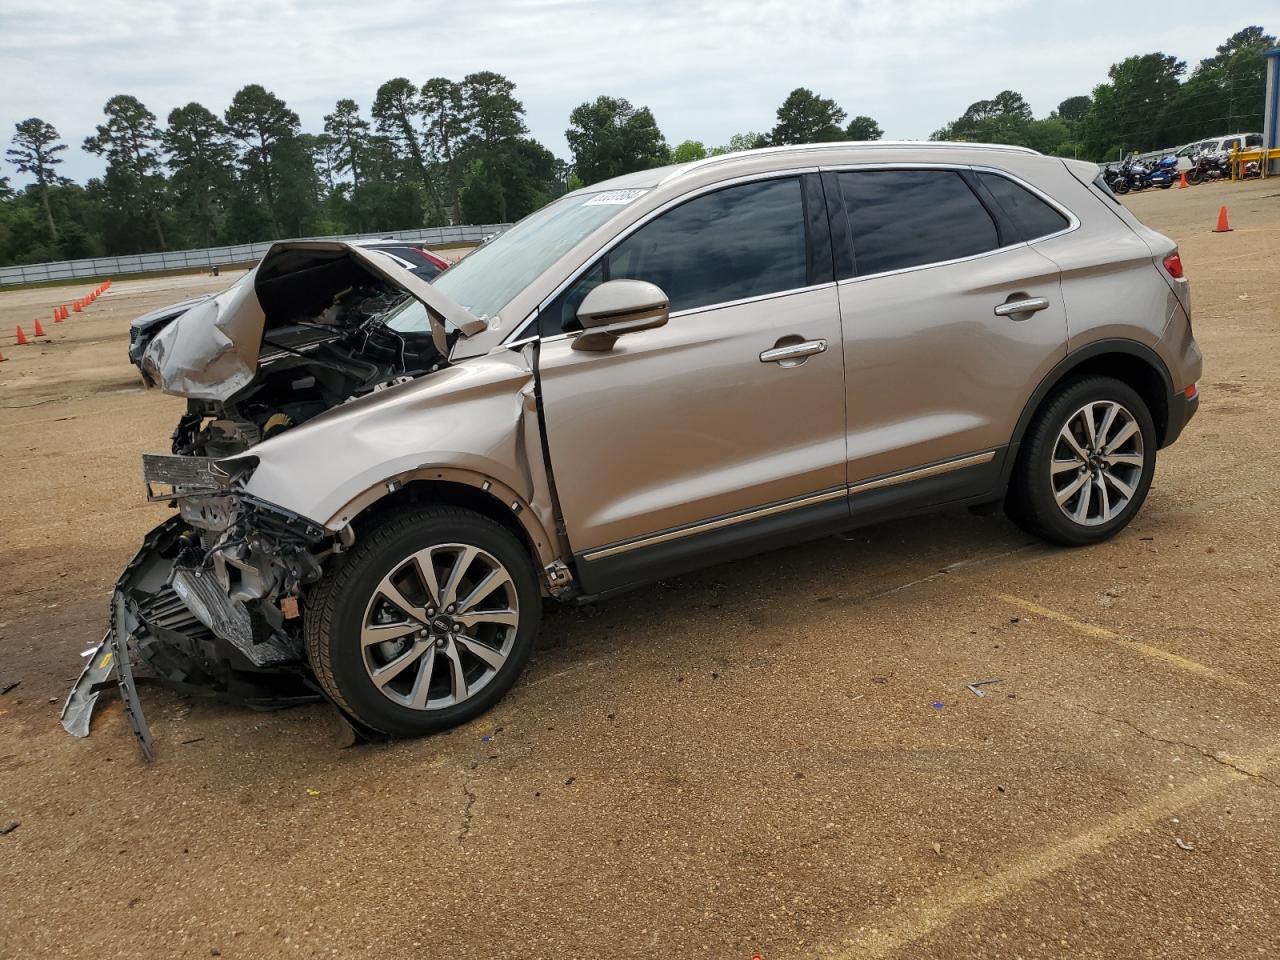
[
  {"x1": 1050, "y1": 400, "x2": 1146, "y2": 527},
  {"x1": 359, "y1": 542, "x2": 519, "y2": 710}
]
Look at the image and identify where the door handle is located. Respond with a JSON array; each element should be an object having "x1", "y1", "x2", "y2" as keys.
[
  {"x1": 760, "y1": 339, "x2": 827, "y2": 365},
  {"x1": 993, "y1": 297, "x2": 1051, "y2": 318}
]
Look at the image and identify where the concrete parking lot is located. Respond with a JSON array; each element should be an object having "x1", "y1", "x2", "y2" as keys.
[{"x1": 1, "y1": 180, "x2": 1277, "y2": 959}]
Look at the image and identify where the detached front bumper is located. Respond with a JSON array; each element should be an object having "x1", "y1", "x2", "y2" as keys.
[{"x1": 61, "y1": 494, "x2": 329, "y2": 758}]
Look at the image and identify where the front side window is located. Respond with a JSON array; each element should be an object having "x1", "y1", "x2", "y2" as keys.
[
  {"x1": 542, "y1": 177, "x2": 809, "y2": 335},
  {"x1": 838, "y1": 170, "x2": 999, "y2": 277},
  {"x1": 976, "y1": 172, "x2": 1069, "y2": 241}
]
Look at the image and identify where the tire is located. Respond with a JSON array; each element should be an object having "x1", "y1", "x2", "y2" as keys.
[
  {"x1": 305, "y1": 505, "x2": 541, "y2": 737},
  {"x1": 1187, "y1": 168, "x2": 1203, "y2": 185},
  {"x1": 1112, "y1": 178, "x2": 1129, "y2": 195},
  {"x1": 1005, "y1": 376, "x2": 1157, "y2": 547}
]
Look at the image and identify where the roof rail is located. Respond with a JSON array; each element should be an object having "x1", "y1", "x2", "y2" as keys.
[{"x1": 658, "y1": 140, "x2": 1042, "y2": 185}]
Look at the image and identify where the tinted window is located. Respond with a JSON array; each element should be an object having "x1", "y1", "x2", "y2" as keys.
[
  {"x1": 542, "y1": 178, "x2": 808, "y2": 334},
  {"x1": 838, "y1": 170, "x2": 998, "y2": 277},
  {"x1": 1245, "y1": 134, "x2": 1262, "y2": 148},
  {"x1": 977, "y1": 172, "x2": 1069, "y2": 241}
]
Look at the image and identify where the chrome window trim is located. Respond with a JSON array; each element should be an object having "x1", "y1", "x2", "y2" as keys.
[
  {"x1": 504, "y1": 167, "x2": 821, "y2": 344},
  {"x1": 580, "y1": 449, "x2": 999, "y2": 562},
  {"x1": 823, "y1": 162, "x2": 1080, "y2": 284}
]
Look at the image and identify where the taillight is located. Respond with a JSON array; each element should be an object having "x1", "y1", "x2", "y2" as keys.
[
  {"x1": 419, "y1": 246, "x2": 450, "y2": 270},
  {"x1": 1162, "y1": 251, "x2": 1184, "y2": 279}
]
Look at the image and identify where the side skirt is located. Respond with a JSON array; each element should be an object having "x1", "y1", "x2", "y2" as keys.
[{"x1": 573, "y1": 447, "x2": 1009, "y2": 595}]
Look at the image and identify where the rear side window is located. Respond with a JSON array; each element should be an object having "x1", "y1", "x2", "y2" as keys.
[
  {"x1": 838, "y1": 170, "x2": 998, "y2": 276},
  {"x1": 976, "y1": 172, "x2": 1070, "y2": 241}
]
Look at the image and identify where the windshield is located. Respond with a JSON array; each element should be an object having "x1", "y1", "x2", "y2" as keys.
[{"x1": 431, "y1": 189, "x2": 649, "y2": 321}]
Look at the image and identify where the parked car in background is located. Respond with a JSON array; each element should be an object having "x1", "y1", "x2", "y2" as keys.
[
  {"x1": 72, "y1": 141, "x2": 1202, "y2": 754},
  {"x1": 1174, "y1": 133, "x2": 1264, "y2": 169},
  {"x1": 352, "y1": 238, "x2": 451, "y2": 281}
]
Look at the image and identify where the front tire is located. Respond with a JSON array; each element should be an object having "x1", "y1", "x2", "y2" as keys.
[
  {"x1": 1005, "y1": 377, "x2": 1156, "y2": 546},
  {"x1": 1112, "y1": 178, "x2": 1129, "y2": 195},
  {"x1": 305, "y1": 505, "x2": 541, "y2": 737}
]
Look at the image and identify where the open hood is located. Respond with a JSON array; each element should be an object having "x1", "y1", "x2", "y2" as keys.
[{"x1": 140, "y1": 240, "x2": 486, "y2": 402}]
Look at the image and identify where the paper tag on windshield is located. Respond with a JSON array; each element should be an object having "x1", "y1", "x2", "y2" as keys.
[{"x1": 584, "y1": 189, "x2": 647, "y2": 206}]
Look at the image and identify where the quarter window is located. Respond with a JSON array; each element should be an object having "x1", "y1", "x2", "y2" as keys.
[
  {"x1": 976, "y1": 172, "x2": 1069, "y2": 241},
  {"x1": 838, "y1": 170, "x2": 999, "y2": 277},
  {"x1": 542, "y1": 177, "x2": 808, "y2": 334}
]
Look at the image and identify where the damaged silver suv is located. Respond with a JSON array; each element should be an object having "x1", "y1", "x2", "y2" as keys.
[{"x1": 65, "y1": 142, "x2": 1201, "y2": 755}]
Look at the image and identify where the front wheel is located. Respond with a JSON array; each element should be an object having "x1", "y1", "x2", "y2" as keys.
[
  {"x1": 305, "y1": 505, "x2": 542, "y2": 737},
  {"x1": 1005, "y1": 377, "x2": 1156, "y2": 546},
  {"x1": 1187, "y1": 168, "x2": 1204, "y2": 185},
  {"x1": 1112, "y1": 178, "x2": 1129, "y2": 195}
]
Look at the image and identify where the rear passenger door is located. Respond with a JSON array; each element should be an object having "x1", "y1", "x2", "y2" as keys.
[{"x1": 830, "y1": 167, "x2": 1069, "y2": 491}]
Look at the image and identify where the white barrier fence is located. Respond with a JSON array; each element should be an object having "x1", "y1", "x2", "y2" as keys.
[{"x1": 0, "y1": 223, "x2": 512, "y2": 287}]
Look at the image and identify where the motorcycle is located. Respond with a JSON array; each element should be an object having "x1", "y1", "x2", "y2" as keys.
[
  {"x1": 1146, "y1": 155, "x2": 1178, "y2": 189},
  {"x1": 1109, "y1": 158, "x2": 1152, "y2": 194},
  {"x1": 1186, "y1": 151, "x2": 1230, "y2": 185}
]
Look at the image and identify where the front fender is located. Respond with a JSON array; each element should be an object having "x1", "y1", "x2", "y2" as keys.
[{"x1": 237, "y1": 349, "x2": 558, "y2": 559}]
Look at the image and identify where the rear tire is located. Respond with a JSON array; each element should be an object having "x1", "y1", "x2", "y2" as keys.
[
  {"x1": 1005, "y1": 376, "x2": 1157, "y2": 546},
  {"x1": 305, "y1": 505, "x2": 541, "y2": 737}
]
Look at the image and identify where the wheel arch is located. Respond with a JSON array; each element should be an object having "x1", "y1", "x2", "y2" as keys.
[
  {"x1": 1011, "y1": 340, "x2": 1175, "y2": 458},
  {"x1": 327, "y1": 469, "x2": 563, "y2": 586}
]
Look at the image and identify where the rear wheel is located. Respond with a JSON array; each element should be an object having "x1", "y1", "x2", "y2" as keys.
[
  {"x1": 1006, "y1": 377, "x2": 1156, "y2": 546},
  {"x1": 305, "y1": 505, "x2": 541, "y2": 737}
]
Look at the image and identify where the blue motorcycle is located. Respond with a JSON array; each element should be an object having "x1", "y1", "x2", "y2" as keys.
[{"x1": 1146, "y1": 154, "x2": 1178, "y2": 189}]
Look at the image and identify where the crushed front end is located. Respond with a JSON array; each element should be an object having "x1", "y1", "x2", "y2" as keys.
[{"x1": 62, "y1": 240, "x2": 485, "y2": 757}]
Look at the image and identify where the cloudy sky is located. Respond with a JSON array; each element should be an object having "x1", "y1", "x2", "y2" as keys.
[{"x1": 0, "y1": 0, "x2": 1262, "y2": 184}]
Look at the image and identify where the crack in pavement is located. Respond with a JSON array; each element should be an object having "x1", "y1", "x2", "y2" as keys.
[
  {"x1": 459, "y1": 782, "x2": 476, "y2": 843},
  {"x1": 1073, "y1": 702, "x2": 1280, "y2": 790}
]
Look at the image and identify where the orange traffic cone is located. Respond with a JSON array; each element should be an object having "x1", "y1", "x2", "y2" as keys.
[
  {"x1": 60, "y1": 305, "x2": 68, "y2": 320},
  {"x1": 34, "y1": 319, "x2": 46, "y2": 337},
  {"x1": 53, "y1": 308, "x2": 63, "y2": 323},
  {"x1": 1179, "y1": 171, "x2": 1188, "y2": 188},
  {"x1": 73, "y1": 300, "x2": 81, "y2": 313},
  {"x1": 1213, "y1": 205, "x2": 1232, "y2": 233},
  {"x1": 15, "y1": 325, "x2": 29, "y2": 345}
]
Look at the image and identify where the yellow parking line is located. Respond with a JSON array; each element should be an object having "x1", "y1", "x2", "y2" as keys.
[
  {"x1": 831, "y1": 759, "x2": 1273, "y2": 959},
  {"x1": 988, "y1": 592, "x2": 1260, "y2": 695}
]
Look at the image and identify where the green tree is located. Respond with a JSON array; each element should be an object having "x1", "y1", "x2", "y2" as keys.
[
  {"x1": 1078, "y1": 54, "x2": 1186, "y2": 157},
  {"x1": 164, "y1": 102, "x2": 235, "y2": 247},
  {"x1": 6, "y1": 118, "x2": 67, "y2": 241},
  {"x1": 323, "y1": 98, "x2": 371, "y2": 190},
  {"x1": 845, "y1": 115, "x2": 884, "y2": 140},
  {"x1": 770, "y1": 88, "x2": 846, "y2": 144},
  {"x1": 224, "y1": 84, "x2": 302, "y2": 237},
  {"x1": 672, "y1": 140, "x2": 707, "y2": 163},
  {"x1": 373, "y1": 77, "x2": 434, "y2": 211},
  {"x1": 420, "y1": 78, "x2": 469, "y2": 221},
  {"x1": 710, "y1": 132, "x2": 769, "y2": 155},
  {"x1": 82, "y1": 95, "x2": 168, "y2": 248},
  {"x1": 934, "y1": 90, "x2": 1034, "y2": 143},
  {"x1": 1055, "y1": 95, "x2": 1092, "y2": 122},
  {"x1": 1156, "y1": 27, "x2": 1275, "y2": 147},
  {"x1": 565, "y1": 96, "x2": 669, "y2": 184}
]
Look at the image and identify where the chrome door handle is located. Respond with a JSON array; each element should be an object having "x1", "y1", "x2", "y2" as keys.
[
  {"x1": 760, "y1": 339, "x2": 827, "y2": 364},
  {"x1": 994, "y1": 297, "x2": 1050, "y2": 318}
]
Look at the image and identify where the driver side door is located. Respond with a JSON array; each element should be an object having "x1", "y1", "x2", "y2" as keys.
[{"x1": 535, "y1": 175, "x2": 849, "y2": 594}]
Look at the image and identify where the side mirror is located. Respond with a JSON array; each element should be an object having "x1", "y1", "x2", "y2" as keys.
[{"x1": 571, "y1": 279, "x2": 669, "y2": 352}]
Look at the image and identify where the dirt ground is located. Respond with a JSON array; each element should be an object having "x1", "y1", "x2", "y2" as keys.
[{"x1": 1, "y1": 180, "x2": 1277, "y2": 959}]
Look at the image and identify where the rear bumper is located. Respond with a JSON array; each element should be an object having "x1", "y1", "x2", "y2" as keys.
[{"x1": 1163, "y1": 387, "x2": 1199, "y2": 447}]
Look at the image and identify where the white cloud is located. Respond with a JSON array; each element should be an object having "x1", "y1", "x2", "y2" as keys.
[{"x1": 0, "y1": 0, "x2": 1257, "y2": 184}]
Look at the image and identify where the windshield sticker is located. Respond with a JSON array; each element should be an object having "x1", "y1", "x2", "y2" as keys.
[{"x1": 584, "y1": 189, "x2": 648, "y2": 206}]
